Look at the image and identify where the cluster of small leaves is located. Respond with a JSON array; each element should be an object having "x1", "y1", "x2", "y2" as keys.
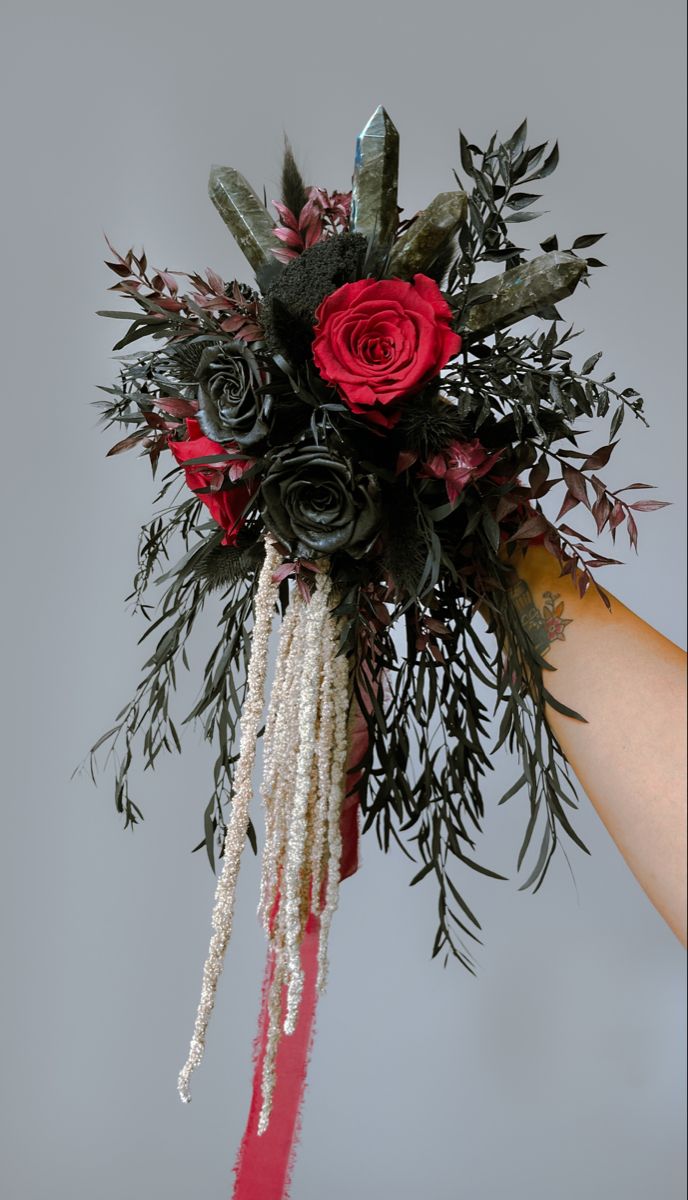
[
  {"x1": 339, "y1": 538, "x2": 590, "y2": 972},
  {"x1": 81, "y1": 478, "x2": 265, "y2": 867},
  {"x1": 446, "y1": 117, "x2": 605, "y2": 292}
]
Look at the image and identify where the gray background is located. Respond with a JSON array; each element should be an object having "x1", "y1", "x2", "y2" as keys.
[{"x1": 0, "y1": 1, "x2": 685, "y2": 1197}]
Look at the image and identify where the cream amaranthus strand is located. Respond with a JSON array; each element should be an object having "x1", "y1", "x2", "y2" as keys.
[
  {"x1": 257, "y1": 568, "x2": 351, "y2": 1133},
  {"x1": 177, "y1": 540, "x2": 352, "y2": 1126}
]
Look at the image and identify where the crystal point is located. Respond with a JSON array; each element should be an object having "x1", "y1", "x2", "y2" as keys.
[
  {"x1": 460, "y1": 251, "x2": 588, "y2": 335},
  {"x1": 386, "y1": 191, "x2": 467, "y2": 279},
  {"x1": 350, "y1": 106, "x2": 400, "y2": 272},
  {"x1": 208, "y1": 165, "x2": 280, "y2": 274}
]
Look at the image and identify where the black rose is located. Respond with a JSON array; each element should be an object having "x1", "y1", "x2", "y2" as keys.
[
  {"x1": 261, "y1": 443, "x2": 381, "y2": 559},
  {"x1": 195, "y1": 340, "x2": 271, "y2": 449}
]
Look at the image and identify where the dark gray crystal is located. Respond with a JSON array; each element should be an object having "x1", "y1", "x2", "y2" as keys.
[
  {"x1": 208, "y1": 165, "x2": 280, "y2": 274},
  {"x1": 459, "y1": 251, "x2": 588, "y2": 336},
  {"x1": 386, "y1": 191, "x2": 467, "y2": 279},
  {"x1": 350, "y1": 105, "x2": 400, "y2": 272}
]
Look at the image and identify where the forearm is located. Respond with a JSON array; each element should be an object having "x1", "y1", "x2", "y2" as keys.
[{"x1": 505, "y1": 544, "x2": 687, "y2": 946}]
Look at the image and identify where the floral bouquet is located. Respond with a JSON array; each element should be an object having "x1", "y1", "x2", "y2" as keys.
[{"x1": 92, "y1": 107, "x2": 661, "y2": 1197}]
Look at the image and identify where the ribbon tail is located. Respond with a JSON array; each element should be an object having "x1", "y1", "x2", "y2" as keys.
[
  {"x1": 231, "y1": 690, "x2": 368, "y2": 1200},
  {"x1": 231, "y1": 911, "x2": 321, "y2": 1200}
]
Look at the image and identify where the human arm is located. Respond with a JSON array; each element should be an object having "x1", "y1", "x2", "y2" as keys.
[{"x1": 502, "y1": 544, "x2": 687, "y2": 946}]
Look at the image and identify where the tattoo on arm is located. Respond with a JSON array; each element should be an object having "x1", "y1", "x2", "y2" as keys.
[{"x1": 510, "y1": 581, "x2": 574, "y2": 656}]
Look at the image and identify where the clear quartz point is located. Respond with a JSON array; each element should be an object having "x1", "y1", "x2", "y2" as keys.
[
  {"x1": 208, "y1": 165, "x2": 280, "y2": 274},
  {"x1": 350, "y1": 105, "x2": 400, "y2": 273}
]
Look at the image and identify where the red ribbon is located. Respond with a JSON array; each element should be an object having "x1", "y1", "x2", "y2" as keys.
[{"x1": 231, "y1": 700, "x2": 369, "y2": 1199}]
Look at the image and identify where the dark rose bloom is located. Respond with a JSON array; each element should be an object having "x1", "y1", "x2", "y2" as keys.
[
  {"x1": 169, "y1": 418, "x2": 254, "y2": 546},
  {"x1": 311, "y1": 274, "x2": 461, "y2": 428},
  {"x1": 195, "y1": 340, "x2": 270, "y2": 449},
  {"x1": 419, "y1": 438, "x2": 502, "y2": 504},
  {"x1": 261, "y1": 443, "x2": 381, "y2": 559}
]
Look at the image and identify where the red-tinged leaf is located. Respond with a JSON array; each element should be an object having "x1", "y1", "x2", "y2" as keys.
[
  {"x1": 556, "y1": 489, "x2": 579, "y2": 520},
  {"x1": 581, "y1": 441, "x2": 617, "y2": 471},
  {"x1": 152, "y1": 396, "x2": 198, "y2": 417},
  {"x1": 562, "y1": 465, "x2": 590, "y2": 506},
  {"x1": 272, "y1": 200, "x2": 299, "y2": 230},
  {"x1": 590, "y1": 474, "x2": 607, "y2": 501},
  {"x1": 511, "y1": 512, "x2": 548, "y2": 539},
  {"x1": 584, "y1": 555, "x2": 623, "y2": 568},
  {"x1": 425, "y1": 618, "x2": 450, "y2": 637},
  {"x1": 528, "y1": 457, "x2": 549, "y2": 495},
  {"x1": 559, "y1": 524, "x2": 592, "y2": 542},
  {"x1": 143, "y1": 410, "x2": 168, "y2": 430},
  {"x1": 303, "y1": 222, "x2": 324, "y2": 249},
  {"x1": 542, "y1": 531, "x2": 563, "y2": 559},
  {"x1": 103, "y1": 232, "x2": 131, "y2": 267},
  {"x1": 609, "y1": 501, "x2": 625, "y2": 530},
  {"x1": 272, "y1": 563, "x2": 296, "y2": 583},
  {"x1": 105, "y1": 261, "x2": 133, "y2": 277},
  {"x1": 592, "y1": 495, "x2": 612, "y2": 533},
  {"x1": 155, "y1": 270, "x2": 179, "y2": 296},
  {"x1": 273, "y1": 225, "x2": 303, "y2": 248},
  {"x1": 271, "y1": 246, "x2": 299, "y2": 263},
  {"x1": 429, "y1": 643, "x2": 447, "y2": 666},
  {"x1": 297, "y1": 577, "x2": 312, "y2": 604},
  {"x1": 396, "y1": 450, "x2": 418, "y2": 474},
  {"x1": 298, "y1": 198, "x2": 319, "y2": 229},
  {"x1": 154, "y1": 296, "x2": 184, "y2": 312},
  {"x1": 616, "y1": 482, "x2": 655, "y2": 491},
  {"x1": 626, "y1": 512, "x2": 638, "y2": 551},
  {"x1": 578, "y1": 573, "x2": 590, "y2": 598},
  {"x1": 494, "y1": 494, "x2": 519, "y2": 521},
  {"x1": 150, "y1": 273, "x2": 164, "y2": 292},
  {"x1": 106, "y1": 430, "x2": 147, "y2": 456},
  {"x1": 594, "y1": 582, "x2": 612, "y2": 610},
  {"x1": 206, "y1": 267, "x2": 226, "y2": 295},
  {"x1": 629, "y1": 500, "x2": 671, "y2": 512},
  {"x1": 220, "y1": 315, "x2": 248, "y2": 333}
]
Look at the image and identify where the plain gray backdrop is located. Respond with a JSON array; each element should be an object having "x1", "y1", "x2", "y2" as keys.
[{"x1": 0, "y1": 1, "x2": 685, "y2": 1197}]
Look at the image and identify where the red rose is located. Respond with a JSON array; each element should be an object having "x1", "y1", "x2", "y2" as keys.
[
  {"x1": 311, "y1": 273, "x2": 462, "y2": 428},
  {"x1": 168, "y1": 418, "x2": 254, "y2": 545},
  {"x1": 420, "y1": 439, "x2": 502, "y2": 505}
]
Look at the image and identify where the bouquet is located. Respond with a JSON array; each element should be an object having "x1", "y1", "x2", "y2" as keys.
[{"x1": 91, "y1": 107, "x2": 662, "y2": 1197}]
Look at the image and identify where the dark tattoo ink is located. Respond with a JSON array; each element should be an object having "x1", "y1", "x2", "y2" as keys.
[
  {"x1": 511, "y1": 579, "x2": 552, "y2": 656},
  {"x1": 510, "y1": 581, "x2": 574, "y2": 655}
]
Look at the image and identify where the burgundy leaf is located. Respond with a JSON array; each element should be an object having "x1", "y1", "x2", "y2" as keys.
[
  {"x1": 592, "y1": 495, "x2": 612, "y2": 533},
  {"x1": 272, "y1": 200, "x2": 300, "y2": 230},
  {"x1": 511, "y1": 512, "x2": 549, "y2": 539},
  {"x1": 629, "y1": 500, "x2": 671, "y2": 512},
  {"x1": 152, "y1": 397, "x2": 198, "y2": 417},
  {"x1": 205, "y1": 267, "x2": 226, "y2": 295},
  {"x1": 562, "y1": 465, "x2": 590, "y2": 507},
  {"x1": 556, "y1": 490, "x2": 580, "y2": 520},
  {"x1": 106, "y1": 430, "x2": 147, "y2": 456},
  {"x1": 273, "y1": 225, "x2": 303, "y2": 248},
  {"x1": 494, "y1": 494, "x2": 519, "y2": 522},
  {"x1": 609, "y1": 501, "x2": 625, "y2": 531},
  {"x1": 559, "y1": 524, "x2": 592, "y2": 542},
  {"x1": 581, "y1": 441, "x2": 617, "y2": 471},
  {"x1": 105, "y1": 261, "x2": 132, "y2": 277},
  {"x1": 528, "y1": 457, "x2": 549, "y2": 495}
]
